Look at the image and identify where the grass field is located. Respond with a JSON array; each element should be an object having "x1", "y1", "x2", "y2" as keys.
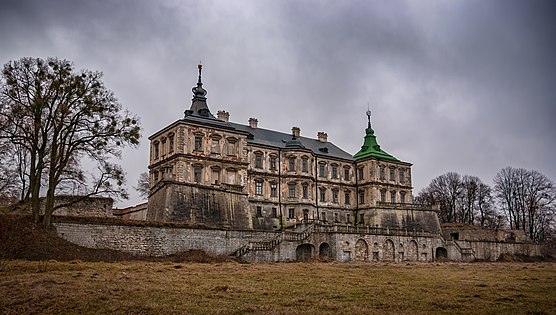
[{"x1": 1, "y1": 260, "x2": 555, "y2": 314}]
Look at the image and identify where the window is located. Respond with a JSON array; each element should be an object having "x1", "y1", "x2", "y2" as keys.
[
  {"x1": 302, "y1": 184, "x2": 308, "y2": 199},
  {"x1": 334, "y1": 213, "x2": 339, "y2": 222},
  {"x1": 161, "y1": 138, "x2": 166, "y2": 155},
  {"x1": 359, "y1": 213, "x2": 365, "y2": 224},
  {"x1": 255, "y1": 152, "x2": 263, "y2": 169},
  {"x1": 194, "y1": 136, "x2": 202, "y2": 152},
  {"x1": 226, "y1": 139, "x2": 236, "y2": 156},
  {"x1": 302, "y1": 158, "x2": 308, "y2": 172},
  {"x1": 270, "y1": 182, "x2": 278, "y2": 197},
  {"x1": 344, "y1": 190, "x2": 351, "y2": 205},
  {"x1": 321, "y1": 212, "x2": 327, "y2": 222},
  {"x1": 211, "y1": 139, "x2": 220, "y2": 154},
  {"x1": 379, "y1": 166, "x2": 385, "y2": 180},
  {"x1": 255, "y1": 181, "x2": 263, "y2": 195},
  {"x1": 399, "y1": 169, "x2": 405, "y2": 183},
  {"x1": 256, "y1": 206, "x2": 262, "y2": 217},
  {"x1": 288, "y1": 208, "x2": 295, "y2": 219},
  {"x1": 288, "y1": 184, "x2": 296, "y2": 198},
  {"x1": 211, "y1": 167, "x2": 220, "y2": 184},
  {"x1": 344, "y1": 169, "x2": 350, "y2": 181},
  {"x1": 319, "y1": 164, "x2": 326, "y2": 177},
  {"x1": 358, "y1": 167, "x2": 364, "y2": 180},
  {"x1": 359, "y1": 190, "x2": 365, "y2": 204},
  {"x1": 154, "y1": 142, "x2": 159, "y2": 159},
  {"x1": 288, "y1": 157, "x2": 295, "y2": 172},
  {"x1": 390, "y1": 167, "x2": 396, "y2": 181},
  {"x1": 391, "y1": 191, "x2": 396, "y2": 204},
  {"x1": 320, "y1": 188, "x2": 326, "y2": 202},
  {"x1": 271, "y1": 207, "x2": 277, "y2": 218},
  {"x1": 346, "y1": 213, "x2": 351, "y2": 224},
  {"x1": 332, "y1": 189, "x2": 338, "y2": 203},
  {"x1": 400, "y1": 191, "x2": 406, "y2": 204},
  {"x1": 380, "y1": 189, "x2": 386, "y2": 202},
  {"x1": 194, "y1": 166, "x2": 202, "y2": 183},
  {"x1": 270, "y1": 156, "x2": 277, "y2": 170},
  {"x1": 154, "y1": 171, "x2": 159, "y2": 182},
  {"x1": 331, "y1": 165, "x2": 338, "y2": 179},
  {"x1": 169, "y1": 134, "x2": 174, "y2": 152}
]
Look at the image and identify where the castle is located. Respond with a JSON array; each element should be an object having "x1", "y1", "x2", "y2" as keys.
[
  {"x1": 53, "y1": 64, "x2": 538, "y2": 262},
  {"x1": 147, "y1": 64, "x2": 439, "y2": 234}
]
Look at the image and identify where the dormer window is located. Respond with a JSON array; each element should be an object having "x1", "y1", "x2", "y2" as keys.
[{"x1": 198, "y1": 108, "x2": 210, "y2": 117}]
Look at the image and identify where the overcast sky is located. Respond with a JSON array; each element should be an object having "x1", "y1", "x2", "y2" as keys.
[{"x1": 1, "y1": 0, "x2": 555, "y2": 207}]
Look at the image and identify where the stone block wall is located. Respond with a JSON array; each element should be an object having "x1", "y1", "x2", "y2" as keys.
[
  {"x1": 147, "y1": 182, "x2": 252, "y2": 229},
  {"x1": 54, "y1": 221, "x2": 277, "y2": 257},
  {"x1": 53, "y1": 220, "x2": 542, "y2": 263}
]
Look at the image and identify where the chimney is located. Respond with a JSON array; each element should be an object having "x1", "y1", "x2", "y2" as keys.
[
  {"x1": 292, "y1": 127, "x2": 300, "y2": 138},
  {"x1": 249, "y1": 117, "x2": 258, "y2": 128},
  {"x1": 317, "y1": 131, "x2": 328, "y2": 142},
  {"x1": 217, "y1": 110, "x2": 229, "y2": 122}
]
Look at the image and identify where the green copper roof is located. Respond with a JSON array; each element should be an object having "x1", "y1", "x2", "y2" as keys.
[{"x1": 354, "y1": 113, "x2": 399, "y2": 162}]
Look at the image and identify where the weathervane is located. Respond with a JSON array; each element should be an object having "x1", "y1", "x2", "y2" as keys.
[{"x1": 366, "y1": 102, "x2": 372, "y2": 127}]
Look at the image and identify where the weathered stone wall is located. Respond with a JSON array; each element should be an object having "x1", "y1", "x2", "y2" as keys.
[
  {"x1": 361, "y1": 208, "x2": 442, "y2": 234},
  {"x1": 113, "y1": 202, "x2": 148, "y2": 220},
  {"x1": 13, "y1": 196, "x2": 113, "y2": 218},
  {"x1": 54, "y1": 221, "x2": 277, "y2": 257},
  {"x1": 147, "y1": 182, "x2": 252, "y2": 229},
  {"x1": 53, "y1": 220, "x2": 542, "y2": 263},
  {"x1": 442, "y1": 225, "x2": 528, "y2": 243}
]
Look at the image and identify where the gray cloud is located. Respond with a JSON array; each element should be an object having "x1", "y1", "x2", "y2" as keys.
[{"x1": 1, "y1": 0, "x2": 555, "y2": 206}]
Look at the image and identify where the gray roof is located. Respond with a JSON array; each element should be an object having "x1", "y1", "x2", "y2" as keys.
[{"x1": 230, "y1": 122, "x2": 354, "y2": 161}]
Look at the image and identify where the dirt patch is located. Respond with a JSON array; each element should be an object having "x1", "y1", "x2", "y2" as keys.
[{"x1": 0, "y1": 214, "x2": 233, "y2": 263}]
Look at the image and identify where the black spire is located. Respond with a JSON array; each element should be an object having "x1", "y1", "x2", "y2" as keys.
[
  {"x1": 185, "y1": 63, "x2": 214, "y2": 118},
  {"x1": 192, "y1": 63, "x2": 207, "y2": 100}
]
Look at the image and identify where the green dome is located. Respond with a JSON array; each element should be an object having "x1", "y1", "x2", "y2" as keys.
[{"x1": 354, "y1": 113, "x2": 398, "y2": 162}]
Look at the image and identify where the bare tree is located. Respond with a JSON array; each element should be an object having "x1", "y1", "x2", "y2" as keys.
[
  {"x1": 494, "y1": 167, "x2": 555, "y2": 242},
  {"x1": 135, "y1": 172, "x2": 150, "y2": 199},
  {"x1": 0, "y1": 57, "x2": 141, "y2": 226},
  {"x1": 417, "y1": 172, "x2": 496, "y2": 226}
]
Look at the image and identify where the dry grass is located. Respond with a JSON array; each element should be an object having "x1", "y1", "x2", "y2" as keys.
[{"x1": 1, "y1": 261, "x2": 554, "y2": 314}]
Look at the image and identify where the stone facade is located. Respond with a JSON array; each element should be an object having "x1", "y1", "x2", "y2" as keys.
[
  {"x1": 146, "y1": 64, "x2": 422, "y2": 233},
  {"x1": 53, "y1": 219, "x2": 540, "y2": 262}
]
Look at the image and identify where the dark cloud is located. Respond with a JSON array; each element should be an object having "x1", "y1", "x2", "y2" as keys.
[{"x1": 1, "y1": 0, "x2": 555, "y2": 206}]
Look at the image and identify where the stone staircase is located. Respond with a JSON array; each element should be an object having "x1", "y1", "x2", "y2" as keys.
[
  {"x1": 443, "y1": 238, "x2": 476, "y2": 260},
  {"x1": 233, "y1": 224, "x2": 315, "y2": 258}
]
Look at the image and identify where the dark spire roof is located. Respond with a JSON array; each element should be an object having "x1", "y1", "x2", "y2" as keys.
[
  {"x1": 354, "y1": 109, "x2": 398, "y2": 162},
  {"x1": 184, "y1": 63, "x2": 216, "y2": 119}
]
